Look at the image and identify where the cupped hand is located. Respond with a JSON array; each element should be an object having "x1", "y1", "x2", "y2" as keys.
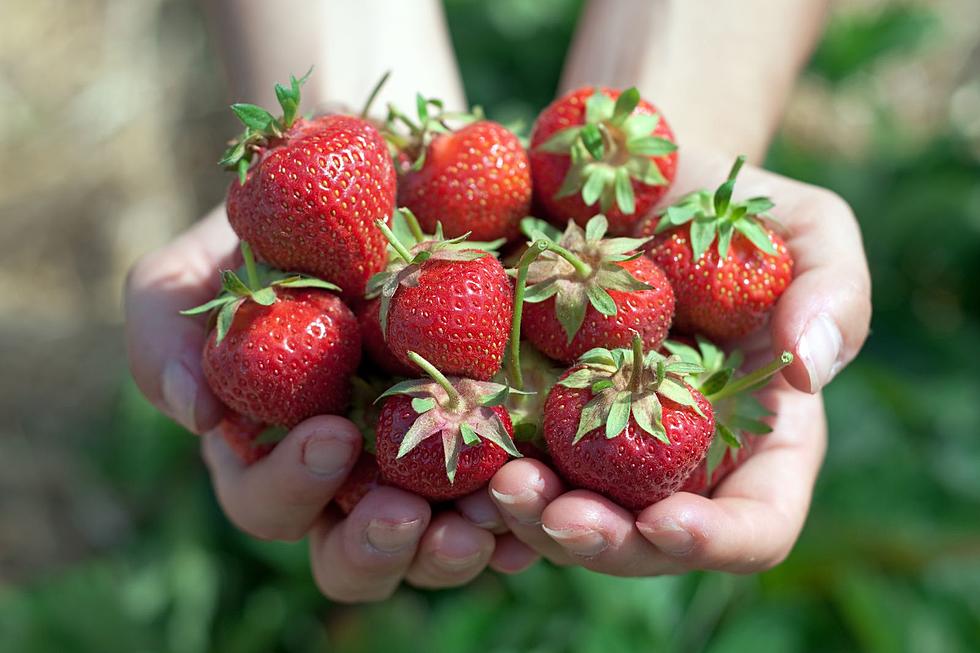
[
  {"x1": 124, "y1": 207, "x2": 537, "y2": 602},
  {"x1": 489, "y1": 149, "x2": 870, "y2": 574}
]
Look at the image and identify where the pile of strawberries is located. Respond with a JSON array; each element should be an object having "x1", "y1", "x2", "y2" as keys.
[{"x1": 186, "y1": 72, "x2": 795, "y2": 513}]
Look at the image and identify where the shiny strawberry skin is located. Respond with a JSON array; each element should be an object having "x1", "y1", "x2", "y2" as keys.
[
  {"x1": 637, "y1": 217, "x2": 793, "y2": 341},
  {"x1": 357, "y1": 298, "x2": 415, "y2": 376},
  {"x1": 375, "y1": 395, "x2": 511, "y2": 501},
  {"x1": 227, "y1": 115, "x2": 396, "y2": 301},
  {"x1": 398, "y1": 121, "x2": 531, "y2": 242},
  {"x1": 522, "y1": 257, "x2": 675, "y2": 364},
  {"x1": 386, "y1": 253, "x2": 513, "y2": 381},
  {"x1": 543, "y1": 369, "x2": 714, "y2": 511},
  {"x1": 530, "y1": 87, "x2": 677, "y2": 235},
  {"x1": 334, "y1": 453, "x2": 383, "y2": 514},
  {"x1": 202, "y1": 289, "x2": 361, "y2": 427}
]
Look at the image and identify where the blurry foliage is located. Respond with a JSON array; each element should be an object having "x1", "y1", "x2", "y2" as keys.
[{"x1": 3, "y1": 1, "x2": 980, "y2": 652}]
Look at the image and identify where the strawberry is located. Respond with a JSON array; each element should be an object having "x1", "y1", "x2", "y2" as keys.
[
  {"x1": 389, "y1": 97, "x2": 531, "y2": 242},
  {"x1": 334, "y1": 453, "x2": 383, "y2": 514},
  {"x1": 220, "y1": 71, "x2": 396, "y2": 301},
  {"x1": 663, "y1": 337, "x2": 793, "y2": 495},
  {"x1": 542, "y1": 334, "x2": 714, "y2": 510},
  {"x1": 368, "y1": 215, "x2": 513, "y2": 381},
  {"x1": 183, "y1": 243, "x2": 361, "y2": 428},
  {"x1": 357, "y1": 298, "x2": 415, "y2": 376},
  {"x1": 530, "y1": 86, "x2": 677, "y2": 235},
  {"x1": 637, "y1": 155, "x2": 793, "y2": 341},
  {"x1": 512, "y1": 215, "x2": 674, "y2": 365},
  {"x1": 212, "y1": 412, "x2": 280, "y2": 465},
  {"x1": 374, "y1": 352, "x2": 522, "y2": 501}
]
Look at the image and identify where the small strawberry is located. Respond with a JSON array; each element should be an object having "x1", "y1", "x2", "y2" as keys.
[
  {"x1": 221, "y1": 71, "x2": 396, "y2": 301},
  {"x1": 512, "y1": 215, "x2": 674, "y2": 365},
  {"x1": 212, "y1": 412, "x2": 282, "y2": 465},
  {"x1": 389, "y1": 96, "x2": 531, "y2": 242},
  {"x1": 543, "y1": 333, "x2": 714, "y2": 511},
  {"x1": 637, "y1": 155, "x2": 793, "y2": 341},
  {"x1": 182, "y1": 242, "x2": 361, "y2": 428},
  {"x1": 368, "y1": 214, "x2": 513, "y2": 381},
  {"x1": 357, "y1": 298, "x2": 415, "y2": 376},
  {"x1": 374, "y1": 351, "x2": 522, "y2": 501},
  {"x1": 334, "y1": 453, "x2": 383, "y2": 515},
  {"x1": 530, "y1": 87, "x2": 677, "y2": 235},
  {"x1": 663, "y1": 337, "x2": 793, "y2": 495}
]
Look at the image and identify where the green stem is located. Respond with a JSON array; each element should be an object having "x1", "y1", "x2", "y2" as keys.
[
  {"x1": 708, "y1": 351, "x2": 793, "y2": 402},
  {"x1": 407, "y1": 351, "x2": 461, "y2": 409},
  {"x1": 714, "y1": 154, "x2": 747, "y2": 216},
  {"x1": 547, "y1": 242, "x2": 593, "y2": 278},
  {"x1": 628, "y1": 331, "x2": 644, "y2": 393},
  {"x1": 387, "y1": 103, "x2": 421, "y2": 134},
  {"x1": 376, "y1": 220, "x2": 414, "y2": 264},
  {"x1": 507, "y1": 241, "x2": 550, "y2": 390},
  {"x1": 241, "y1": 241, "x2": 260, "y2": 290},
  {"x1": 360, "y1": 71, "x2": 391, "y2": 118},
  {"x1": 399, "y1": 208, "x2": 426, "y2": 244}
]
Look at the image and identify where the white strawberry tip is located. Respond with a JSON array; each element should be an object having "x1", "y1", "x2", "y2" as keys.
[{"x1": 377, "y1": 351, "x2": 526, "y2": 483}]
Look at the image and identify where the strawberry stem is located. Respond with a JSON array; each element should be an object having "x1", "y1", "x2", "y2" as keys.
[
  {"x1": 546, "y1": 242, "x2": 593, "y2": 278},
  {"x1": 628, "y1": 331, "x2": 644, "y2": 393},
  {"x1": 360, "y1": 71, "x2": 391, "y2": 119},
  {"x1": 375, "y1": 219, "x2": 415, "y2": 264},
  {"x1": 407, "y1": 351, "x2": 461, "y2": 409},
  {"x1": 708, "y1": 351, "x2": 793, "y2": 401},
  {"x1": 241, "y1": 241, "x2": 260, "y2": 290},
  {"x1": 400, "y1": 208, "x2": 426, "y2": 244},
  {"x1": 714, "y1": 154, "x2": 746, "y2": 217},
  {"x1": 507, "y1": 240, "x2": 551, "y2": 389}
]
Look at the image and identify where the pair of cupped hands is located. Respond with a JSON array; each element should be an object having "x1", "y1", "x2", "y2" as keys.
[{"x1": 125, "y1": 148, "x2": 870, "y2": 602}]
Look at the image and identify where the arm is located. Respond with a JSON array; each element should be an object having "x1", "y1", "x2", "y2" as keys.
[{"x1": 560, "y1": 0, "x2": 829, "y2": 161}]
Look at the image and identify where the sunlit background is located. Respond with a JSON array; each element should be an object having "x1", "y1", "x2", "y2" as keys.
[{"x1": 2, "y1": 0, "x2": 979, "y2": 651}]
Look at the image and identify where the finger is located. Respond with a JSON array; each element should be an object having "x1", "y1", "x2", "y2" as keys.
[
  {"x1": 124, "y1": 206, "x2": 239, "y2": 433},
  {"x1": 309, "y1": 487, "x2": 430, "y2": 603},
  {"x1": 488, "y1": 533, "x2": 540, "y2": 574},
  {"x1": 636, "y1": 386, "x2": 826, "y2": 572},
  {"x1": 203, "y1": 415, "x2": 361, "y2": 541},
  {"x1": 538, "y1": 490, "x2": 681, "y2": 576},
  {"x1": 455, "y1": 488, "x2": 507, "y2": 533},
  {"x1": 769, "y1": 185, "x2": 871, "y2": 393},
  {"x1": 404, "y1": 512, "x2": 496, "y2": 589},
  {"x1": 488, "y1": 459, "x2": 573, "y2": 565}
]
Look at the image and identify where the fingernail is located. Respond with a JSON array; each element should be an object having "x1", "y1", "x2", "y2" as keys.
[
  {"x1": 541, "y1": 525, "x2": 608, "y2": 557},
  {"x1": 798, "y1": 312, "x2": 843, "y2": 392},
  {"x1": 490, "y1": 487, "x2": 541, "y2": 525},
  {"x1": 162, "y1": 359, "x2": 198, "y2": 431},
  {"x1": 637, "y1": 518, "x2": 695, "y2": 556},
  {"x1": 366, "y1": 518, "x2": 424, "y2": 554},
  {"x1": 433, "y1": 550, "x2": 485, "y2": 571},
  {"x1": 303, "y1": 435, "x2": 354, "y2": 478}
]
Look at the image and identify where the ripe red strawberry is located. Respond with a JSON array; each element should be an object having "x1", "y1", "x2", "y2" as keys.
[
  {"x1": 390, "y1": 97, "x2": 531, "y2": 241},
  {"x1": 637, "y1": 155, "x2": 793, "y2": 341},
  {"x1": 543, "y1": 334, "x2": 714, "y2": 510},
  {"x1": 334, "y1": 453, "x2": 383, "y2": 514},
  {"x1": 374, "y1": 352, "x2": 521, "y2": 501},
  {"x1": 183, "y1": 243, "x2": 361, "y2": 428},
  {"x1": 530, "y1": 86, "x2": 677, "y2": 235},
  {"x1": 213, "y1": 412, "x2": 278, "y2": 465},
  {"x1": 221, "y1": 71, "x2": 396, "y2": 301},
  {"x1": 357, "y1": 298, "x2": 415, "y2": 376},
  {"x1": 514, "y1": 215, "x2": 674, "y2": 365},
  {"x1": 369, "y1": 218, "x2": 513, "y2": 380}
]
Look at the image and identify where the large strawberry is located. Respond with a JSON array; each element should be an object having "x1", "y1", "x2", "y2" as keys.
[
  {"x1": 513, "y1": 215, "x2": 674, "y2": 365},
  {"x1": 638, "y1": 155, "x2": 793, "y2": 341},
  {"x1": 543, "y1": 334, "x2": 714, "y2": 510},
  {"x1": 220, "y1": 71, "x2": 396, "y2": 301},
  {"x1": 374, "y1": 352, "x2": 522, "y2": 501},
  {"x1": 663, "y1": 337, "x2": 793, "y2": 495},
  {"x1": 183, "y1": 243, "x2": 361, "y2": 428},
  {"x1": 389, "y1": 96, "x2": 531, "y2": 242},
  {"x1": 530, "y1": 87, "x2": 677, "y2": 235},
  {"x1": 368, "y1": 215, "x2": 513, "y2": 381}
]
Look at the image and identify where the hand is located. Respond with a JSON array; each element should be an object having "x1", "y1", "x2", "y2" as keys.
[
  {"x1": 488, "y1": 149, "x2": 870, "y2": 574},
  {"x1": 124, "y1": 207, "x2": 538, "y2": 602}
]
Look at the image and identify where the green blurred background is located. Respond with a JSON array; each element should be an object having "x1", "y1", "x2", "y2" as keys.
[{"x1": 1, "y1": 0, "x2": 979, "y2": 651}]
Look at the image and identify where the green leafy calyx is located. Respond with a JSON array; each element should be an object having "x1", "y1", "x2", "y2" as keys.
[
  {"x1": 180, "y1": 241, "x2": 339, "y2": 344},
  {"x1": 559, "y1": 333, "x2": 705, "y2": 444},
  {"x1": 384, "y1": 93, "x2": 483, "y2": 171},
  {"x1": 655, "y1": 154, "x2": 779, "y2": 260},
  {"x1": 218, "y1": 68, "x2": 313, "y2": 185},
  {"x1": 377, "y1": 352, "x2": 524, "y2": 483},
  {"x1": 536, "y1": 87, "x2": 677, "y2": 214}
]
